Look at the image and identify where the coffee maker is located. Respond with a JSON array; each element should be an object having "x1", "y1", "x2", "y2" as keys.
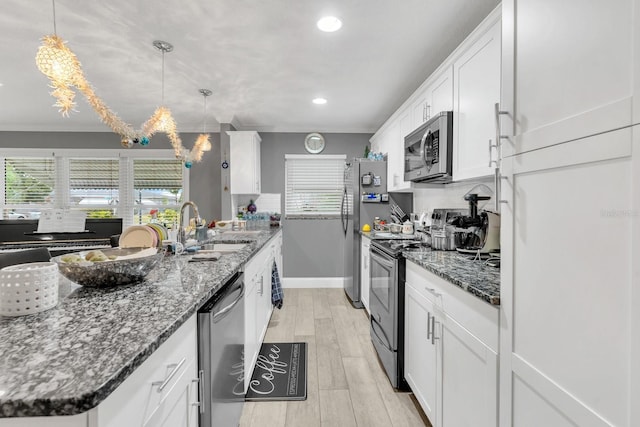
[{"x1": 450, "y1": 193, "x2": 500, "y2": 254}]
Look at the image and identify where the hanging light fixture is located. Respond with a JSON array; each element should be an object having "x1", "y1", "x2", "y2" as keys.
[
  {"x1": 142, "y1": 40, "x2": 184, "y2": 157},
  {"x1": 35, "y1": 0, "x2": 82, "y2": 116},
  {"x1": 192, "y1": 89, "x2": 213, "y2": 158}
]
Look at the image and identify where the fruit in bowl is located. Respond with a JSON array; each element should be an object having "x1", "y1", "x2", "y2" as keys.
[{"x1": 53, "y1": 247, "x2": 165, "y2": 288}]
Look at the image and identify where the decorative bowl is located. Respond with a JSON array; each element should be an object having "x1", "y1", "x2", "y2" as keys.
[{"x1": 52, "y1": 247, "x2": 165, "y2": 288}]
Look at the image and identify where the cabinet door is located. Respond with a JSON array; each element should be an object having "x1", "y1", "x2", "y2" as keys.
[
  {"x1": 500, "y1": 0, "x2": 634, "y2": 157},
  {"x1": 499, "y1": 129, "x2": 633, "y2": 426},
  {"x1": 405, "y1": 282, "x2": 438, "y2": 425},
  {"x1": 411, "y1": 89, "x2": 429, "y2": 130},
  {"x1": 360, "y1": 238, "x2": 370, "y2": 313},
  {"x1": 428, "y1": 65, "x2": 453, "y2": 116},
  {"x1": 388, "y1": 111, "x2": 411, "y2": 192},
  {"x1": 229, "y1": 131, "x2": 261, "y2": 194},
  {"x1": 440, "y1": 315, "x2": 498, "y2": 427},
  {"x1": 452, "y1": 19, "x2": 501, "y2": 181},
  {"x1": 143, "y1": 357, "x2": 199, "y2": 427},
  {"x1": 244, "y1": 274, "x2": 259, "y2": 389}
]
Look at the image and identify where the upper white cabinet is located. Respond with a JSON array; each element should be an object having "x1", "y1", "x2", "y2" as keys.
[
  {"x1": 452, "y1": 18, "x2": 501, "y2": 181},
  {"x1": 370, "y1": 5, "x2": 501, "y2": 186},
  {"x1": 499, "y1": 0, "x2": 635, "y2": 157},
  {"x1": 411, "y1": 66, "x2": 454, "y2": 131},
  {"x1": 228, "y1": 131, "x2": 261, "y2": 194}
]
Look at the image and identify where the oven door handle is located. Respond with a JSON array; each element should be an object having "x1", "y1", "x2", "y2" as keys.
[
  {"x1": 371, "y1": 316, "x2": 394, "y2": 352},
  {"x1": 212, "y1": 284, "x2": 245, "y2": 323},
  {"x1": 370, "y1": 247, "x2": 396, "y2": 269}
]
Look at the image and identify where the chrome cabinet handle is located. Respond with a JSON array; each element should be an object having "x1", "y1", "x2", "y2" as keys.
[
  {"x1": 426, "y1": 104, "x2": 431, "y2": 121},
  {"x1": 488, "y1": 139, "x2": 497, "y2": 167},
  {"x1": 424, "y1": 286, "x2": 441, "y2": 298},
  {"x1": 427, "y1": 312, "x2": 432, "y2": 341},
  {"x1": 153, "y1": 357, "x2": 186, "y2": 392},
  {"x1": 431, "y1": 317, "x2": 439, "y2": 345},
  {"x1": 494, "y1": 102, "x2": 509, "y2": 145},
  {"x1": 259, "y1": 276, "x2": 264, "y2": 295},
  {"x1": 192, "y1": 369, "x2": 204, "y2": 413}
]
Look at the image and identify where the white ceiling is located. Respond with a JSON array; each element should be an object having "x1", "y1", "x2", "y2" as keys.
[{"x1": 0, "y1": 0, "x2": 500, "y2": 134}]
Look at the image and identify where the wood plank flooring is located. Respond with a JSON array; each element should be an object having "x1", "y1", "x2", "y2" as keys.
[{"x1": 240, "y1": 288, "x2": 431, "y2": 427}]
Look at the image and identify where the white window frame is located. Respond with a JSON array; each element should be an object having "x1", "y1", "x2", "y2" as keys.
[
  {"x1": 284, "y1": 154, "x2": 346, "y2": 219},
  {"x1": 1, "y1": 148, "x2": 189, "y2": 228}
]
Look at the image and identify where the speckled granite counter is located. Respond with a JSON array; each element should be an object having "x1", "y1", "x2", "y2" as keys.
[
  {"x1": 403, "y1": 247, "x2": 500, "y2": 306},
  {"x1": 361, "y1": 231, "x2": 419, "y2": 240},
  {"x1": 0, "y1": 228, "x2": 281, "y2": 418}
]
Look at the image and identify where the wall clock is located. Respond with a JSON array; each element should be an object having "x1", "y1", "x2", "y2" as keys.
[{"x1": 304, "y1": 133, "x2": 326, "y2": 154}]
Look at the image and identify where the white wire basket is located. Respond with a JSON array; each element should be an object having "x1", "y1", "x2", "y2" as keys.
[{"x1": 0, "y1": 262, "x2": 59, "y2": 317}]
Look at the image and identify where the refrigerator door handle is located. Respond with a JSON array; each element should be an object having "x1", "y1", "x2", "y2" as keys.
[{"x1": 341, "y1": 187, "x2": 348, "y2": 236}]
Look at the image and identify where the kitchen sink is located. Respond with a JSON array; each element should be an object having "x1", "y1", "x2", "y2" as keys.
[
  {"x1": 202, "y1": 243, "x2": 248, "y2": 253},
  {"x1": 219, "y1": 230, "x2": 262, "y2": 235}
]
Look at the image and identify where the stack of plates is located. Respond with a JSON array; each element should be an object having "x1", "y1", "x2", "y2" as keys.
[{"x1": 119, "y1": 224, "x2": 168, "y2": 248}]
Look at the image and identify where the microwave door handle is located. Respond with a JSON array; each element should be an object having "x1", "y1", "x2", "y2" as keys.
[{"x1": 421, "y1": 129, "x2": 432, "y2": 170}]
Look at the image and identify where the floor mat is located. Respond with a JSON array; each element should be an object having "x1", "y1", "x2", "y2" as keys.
[{"x1": 245, "y1": 342, "x2": 307, "y2": 401}]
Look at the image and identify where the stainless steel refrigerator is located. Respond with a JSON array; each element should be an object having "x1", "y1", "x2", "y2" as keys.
[{"x1": 341, "y1": 159, "x2": 389, "y2": 308}]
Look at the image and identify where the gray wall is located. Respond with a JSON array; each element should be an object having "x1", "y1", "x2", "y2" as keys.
[
  {"x1": 259, "y1": 132, "x2": 371, "y2": 278},
  {"x1": 0, "y1": 131, "x2": 222, "y2": 222}
]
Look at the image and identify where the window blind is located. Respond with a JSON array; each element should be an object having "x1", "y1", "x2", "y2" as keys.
[
  {"x1": 69, "y1": 158, "x2": 119, "y2": 206},
  {"x1": 3, "y1": 158, "x2": 55, "y2": 206},
  {"x1": 285, "y1": 155, "x2": 345, "y2": 217}
]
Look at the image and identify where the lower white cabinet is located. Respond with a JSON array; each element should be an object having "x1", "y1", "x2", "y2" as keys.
[
  {"x1": 360, "y1": 237, "x2": 371, "y2": 314},
  {"x1": 405, "y1": 283, "x2": 438, "y2": 423},
  {"x1": 243, "y1": 230, "x2": 281, "y2": 389},
  {"x1": 405, "y1": 261, "x2": 499, "y2": 427},
  {"x1": 96, "y1": 315, "x2": 199, "y2": 427}
]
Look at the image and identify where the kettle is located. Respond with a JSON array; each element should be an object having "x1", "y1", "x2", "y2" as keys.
[{"x1": 402, "y1": 220, "x2": 414, "y2": 235}]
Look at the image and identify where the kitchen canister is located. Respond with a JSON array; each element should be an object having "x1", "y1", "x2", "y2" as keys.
[{"x1": 0, "y1": 262, "x2": 59, "y2": 316}]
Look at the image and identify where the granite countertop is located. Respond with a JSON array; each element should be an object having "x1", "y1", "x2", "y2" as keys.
[
  {"x1": 361, "y1": 230, "x2": 419, "y2": 240},
  {"x1": 0, "y1": 228, "x2": 281, "y2": 418},
  {"x1": 402, "y1": 247, "x2": 500, "y2": 306}
]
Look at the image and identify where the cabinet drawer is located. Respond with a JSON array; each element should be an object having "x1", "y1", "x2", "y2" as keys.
[
  {"x1": 406, "y1": 260, "x2": 499, "y2": 352},
  {"x1": 96, "y1": 315, "x2": 197, "y2": 427}
]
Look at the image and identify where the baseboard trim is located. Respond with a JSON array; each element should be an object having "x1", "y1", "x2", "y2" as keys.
[{"x1": 281, "y1": 277, "x2": 345, "y2": 289}]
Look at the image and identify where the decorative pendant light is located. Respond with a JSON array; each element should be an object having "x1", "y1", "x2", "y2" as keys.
[
  {"x1": 192, "y1": 89, "x2": 213, "y2": 158},
  {"x1": 141, "y1": 40, "x2": 184, "y2": 158},
  {"x1": 35, "y1": 0, "x2": 81, "y2": 116}
]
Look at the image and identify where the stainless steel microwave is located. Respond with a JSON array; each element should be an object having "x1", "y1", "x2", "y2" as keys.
[{"x1": 404, "y1": 111, "x2": 453, "y2": 182}]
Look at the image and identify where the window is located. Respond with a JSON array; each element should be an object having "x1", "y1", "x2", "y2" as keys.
[
  {"x1": 2, "y1": 157, "x2": 55, "y2": 219},
  {"x1": 285, "y1": 154, "x2": 345, "y2": 218},
  {"x1": 132, "y1": 159, "x2": 183, "y2": 226},
  {"x1": 1, "y1": 149, "x2": 187, "y2": 228}
]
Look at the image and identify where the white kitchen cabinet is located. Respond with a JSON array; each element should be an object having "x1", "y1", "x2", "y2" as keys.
[
  {"x1": 499, "y1": 0, "x2": 635, "y2": 158},
  {"x1": 243, "y1": 230, "x2": 281, "y2": 388},
  {"x1": 228, "y1": 131, "x2": 261, "y2": 194},
  {"x1": 95, "y1": 315, "x2": 199, "y2": 427},
  {"x1": 500, "y1": 130, "x2": 633, "y2": 427},
  {"x1": 498, "y1": 0, "x2": 639, "y2": 425},
  {"x1": 411, "y1": 66, "x2": 454, "y2": 131},
  {"x1": 360, "y1": 236, "x2": 371, "y2": 314},
  {"x1": 404, "y1": 281, "x2": 438, "y2": 424},
  {"x1": 452, "y1": 17, "x2": 501, "y2": 182},
  {"x1": 405, "y1": 260, "x2": 499, "y2": 427}
]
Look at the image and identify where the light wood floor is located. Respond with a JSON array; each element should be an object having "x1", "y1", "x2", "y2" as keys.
[{"x1": 240, "y1": 288, "x2": 431, "y2": 427}]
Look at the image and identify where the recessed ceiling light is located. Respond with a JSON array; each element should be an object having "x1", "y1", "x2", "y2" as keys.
[
  {"x1": 317, "y1": 16, "x2": 342, "y2": 32},
  {"x1": 0, "y1": 83, "x2": 4, "y2": 87},
  {"x1": 312, "y1": 98, "x2": 327, "y2": 105}
]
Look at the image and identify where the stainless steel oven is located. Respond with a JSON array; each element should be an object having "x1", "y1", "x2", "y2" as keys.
[
  {"x1": 369, "y1": 240, "x2": 413, "y2": 390},
  {"x1": 404, "y1": 111, "x2": 453, "y2": 182}
]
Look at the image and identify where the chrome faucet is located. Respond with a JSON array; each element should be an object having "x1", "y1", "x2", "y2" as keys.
[{"x1": 178, "y1": 201, "x2": 201, "y2": 245}]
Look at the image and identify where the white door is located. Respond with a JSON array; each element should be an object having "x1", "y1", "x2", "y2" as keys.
[
  {"x1": 452, "y1": 19, "x2": 501, "y2": 181},
  {"x1": 440, "y1": 314, "x2": 498, "y2": 427},
  {"x1": 500, "y1": 130, "x2": 633, "y2": 426},
  {"x1": 405, "y1": 282, "x2": 438, "y2": 425}
]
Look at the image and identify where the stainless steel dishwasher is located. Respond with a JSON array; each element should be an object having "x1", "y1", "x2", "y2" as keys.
[{"x1": 198, "y1": 271, "x2": 245, "y2": 427}]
